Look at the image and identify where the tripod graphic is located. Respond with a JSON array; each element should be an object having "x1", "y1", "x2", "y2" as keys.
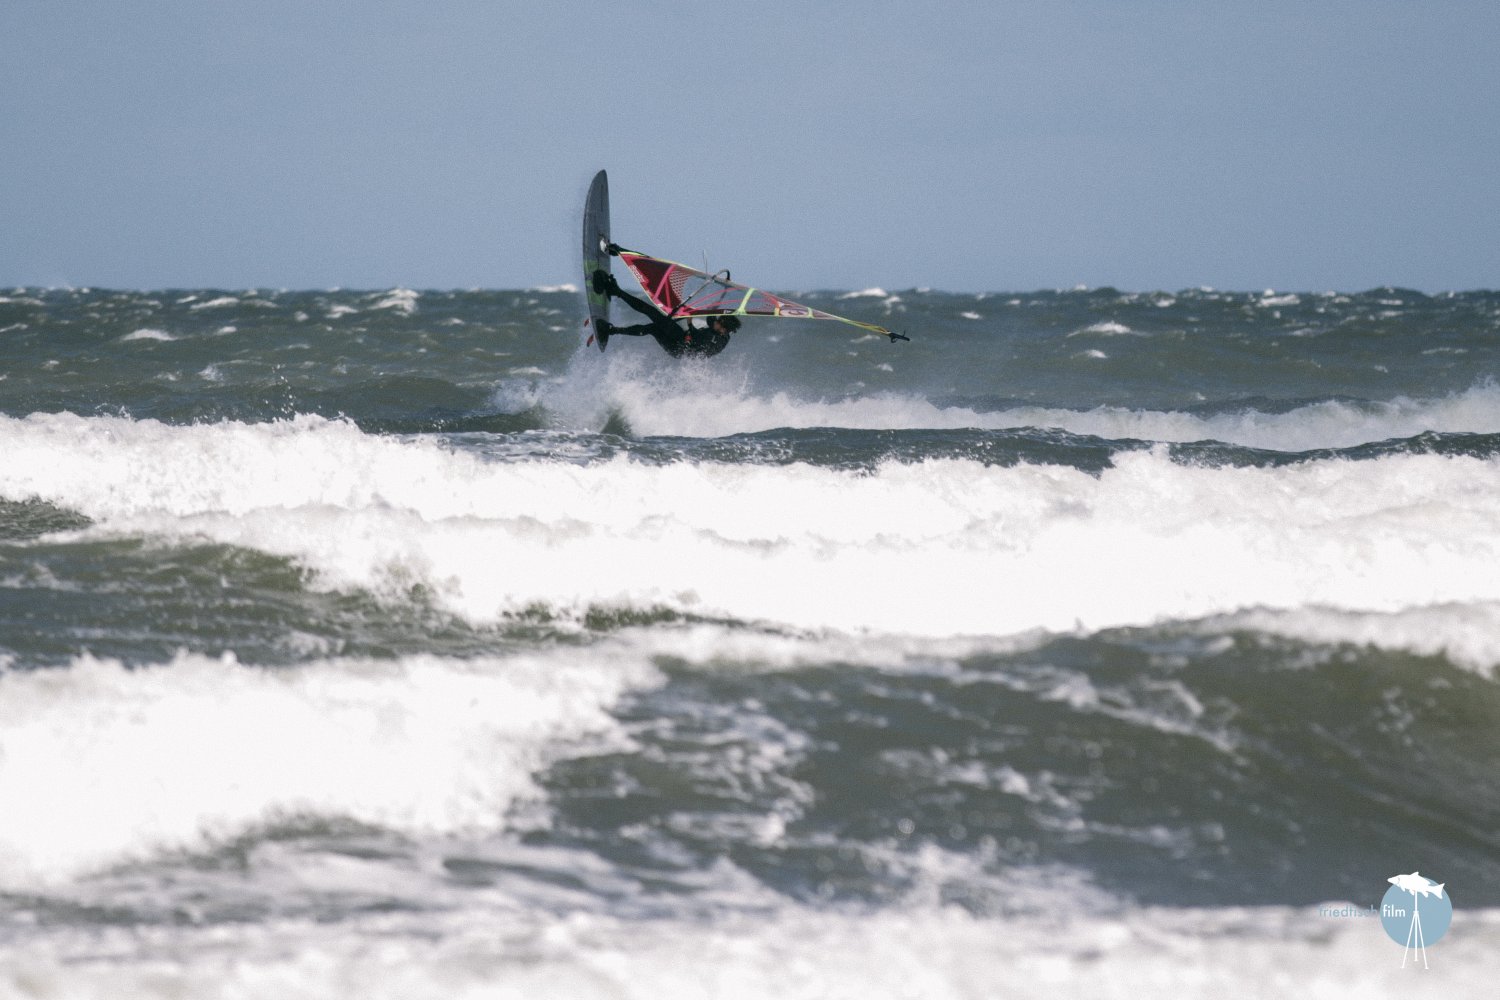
[{"x1": 1386, "y1": 872, "x2": 1445, "y2": 969}]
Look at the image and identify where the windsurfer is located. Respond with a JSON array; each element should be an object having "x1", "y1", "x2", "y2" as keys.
[{"x1": 596, "y1": 272, "x2": 739, "y2": 359}]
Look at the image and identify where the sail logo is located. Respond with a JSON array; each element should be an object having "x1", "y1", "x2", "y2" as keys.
[{"x1": 1380, "y1": 872, "x2": 1452, "y2": 969}]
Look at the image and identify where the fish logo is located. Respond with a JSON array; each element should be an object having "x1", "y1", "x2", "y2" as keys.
[
  {"x1": 1387, "y1": 872, "x2": 1445, "y2": 899},
  {"x1": 1380, "y1": 871, "x2": 1454, "y2": 968}
]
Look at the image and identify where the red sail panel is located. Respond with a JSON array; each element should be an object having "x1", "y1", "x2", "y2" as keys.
[{"x1": 618, "y1": 251, "x2": 895, "y2": 336}]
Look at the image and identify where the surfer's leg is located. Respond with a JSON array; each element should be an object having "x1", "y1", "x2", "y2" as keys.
[
  {"x1": 600, "y1": 321, "x2": 652, "y2": 336},
  {"x1": 612, "y1": 288, "x2": 661, "y2": 320}
]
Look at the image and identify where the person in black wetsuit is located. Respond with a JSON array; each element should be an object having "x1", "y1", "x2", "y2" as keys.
[{"x1": 596, "y1": 272, "x2": 739, "y2": 359}]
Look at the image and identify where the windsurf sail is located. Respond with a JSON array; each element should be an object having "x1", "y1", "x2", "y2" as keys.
[{"x1": 613, "y1": 247, "x2": 909, "y2": 342}]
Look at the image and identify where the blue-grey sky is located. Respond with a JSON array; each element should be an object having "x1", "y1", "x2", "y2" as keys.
[{"x1": 4, "y1": 1, "x2": 1497, "y2": 293}]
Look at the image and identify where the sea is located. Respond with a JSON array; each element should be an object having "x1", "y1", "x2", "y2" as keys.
[{"x1": 1, "y1": 283, "x2": 1498, "y2": 997}]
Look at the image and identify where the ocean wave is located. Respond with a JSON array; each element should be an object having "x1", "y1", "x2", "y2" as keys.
[
  {"x1": 6, "y1": 889, "x2": 1498, "y2": 999},
  {"x1": 984, "y1": 387, "x2": 1500, "y2": 452},
  {"x1": 369, "y1": 288, "x2": 420, "y2": 314},
  {"x1": 529, "y1": 352, "x2": 1500, "y2": 450},
  {"x1": 1200, "y1": 603, "x2": 1500, "y2": 678},
  {"x1": 4, "y1": 413, "x2": 1500, "y2": 637},
  {"x1": 0, "y1": 647, "x2": 658, "y2": 887},
  {"x1": 187, "y1": 296, "x2": 241, "y2": 311},
  {"x1": 1067, "y1": 320, "x2": 1138, "y2": 336}
]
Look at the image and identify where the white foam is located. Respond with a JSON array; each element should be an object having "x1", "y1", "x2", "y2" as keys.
[
  {"x1": 0, "y1": 625, "x2": 1043, "y2": 890},
  {"x1": 536, "y1": 352, "x2": 1500, "y2": 450},
  {"x1": 1204, "y1": 603, "x2": 1500, "y2": 677},
  {"x1": 1069, "y1": 320, "x2": 1137, "y2": 336},
  {"x1": 370, "y1": 288, "x2": 419, "y2": 314},
  {"x1": 4, "y1": 897, "x2": 1497, "y2": 999},
  {"x1": 3, "y1": 414, "x2": 1500, "y2": 639},
  {"x1": 978, "y1": 385, "x2": 1500, "y2": 453},
  {"x1": 1258, "y1": 292, "x2": 1302, "y2": 307},
  {"x1": 121, "y1": 328, "x2": 175, "y2": 342},
  {"x1": 988, "y1": 392, "x2": 1500, "y2": 452},
  {"x1": 188, "y1": 296, "x2": 240, "y2": 310},
  {"x1": 0, "y1": 648, "x2": 659, "y2": 887}
]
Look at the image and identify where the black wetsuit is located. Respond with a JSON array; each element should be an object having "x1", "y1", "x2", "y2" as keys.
[{"x1": 604, "y1": 286, "x2": 732, "y2": 359}]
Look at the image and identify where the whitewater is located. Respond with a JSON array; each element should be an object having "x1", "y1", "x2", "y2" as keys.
[
  {"x1": 2, "y1": 285, "x2": 1499, "y2": 997},
  {"x1": 4, "y1": 409, "x2": 1500, "y2": 639}
]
